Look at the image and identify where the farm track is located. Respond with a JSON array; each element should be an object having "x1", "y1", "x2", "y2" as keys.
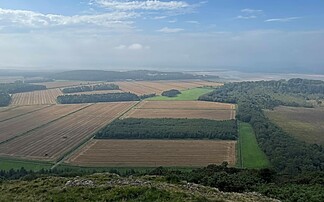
[
  {"x1": 0, "y1": 102, "x2": 137, "y2": 161},
  {"x1": 68, "y1": 140, "x2": 237, "y2": 167}
]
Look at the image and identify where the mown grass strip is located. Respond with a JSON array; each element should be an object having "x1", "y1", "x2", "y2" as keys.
[
  {"x1": 239, "y1": 122, "x2": 271, "y2": 169},
  {"x1": 147, "y1": 87, "x2": 214, "y2": 101},
  {"x1": 0, "y1": 157, "x2": 53, "y2": 171}
]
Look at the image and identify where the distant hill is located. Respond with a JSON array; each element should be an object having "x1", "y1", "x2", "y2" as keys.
[{"x1": 50, "y1": 70, "x2": 219, "y2": 81}]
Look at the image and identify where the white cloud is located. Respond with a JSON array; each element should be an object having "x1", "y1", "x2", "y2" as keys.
[
  {"x1": 93, "y1": 0, "x2": 189, "y2": 11},
  {"x1": 115, "y1": 43, "x2": 150, "y2": 50},
  {"x1": 157, "y1": 27, "x2": 184, "y2": 33},
  {"x1": 236, "y1": 8, "x2": 263, "y2": 20},
  {"x1": 265, "y1": 17, "x2": 301, "y2": 22},
  {"x1": 153, "y1": 15, "x2": 168, "y2": 19},
  {"x1": 168, "y1": 19, "x2": 177, "y2": 23},
  {"x1": 186, "y1": 20, "x2": 199, "y2": 24},
  {"x1": 241, "y1": 8, "x2": 263, "y2": 14},
  {"x1": 0, "y1": 7, "x2": 137, "y2": 29}
]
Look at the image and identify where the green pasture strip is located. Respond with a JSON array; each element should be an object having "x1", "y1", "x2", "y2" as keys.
[
  {"x1": 147, "y1": 87, "x2": 214, "y2": 101},
  {"x1": 0, "y1": 157, "x2": 53, "y2": 171}
]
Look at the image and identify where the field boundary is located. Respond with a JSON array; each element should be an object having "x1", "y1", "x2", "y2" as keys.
[{"x1": 0, "y1": 104, "x2": 93, "y2": 145}]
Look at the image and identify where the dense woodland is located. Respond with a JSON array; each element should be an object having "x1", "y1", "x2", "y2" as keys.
[
  {"x1": 62, "y1": 83, "x2": 119, "y2": 93},
  {"x1": 24, "y1": 78, "x2": 54, "y2": 83},
  {"x1": 200, "y1": 79, "x2": 324, "y2": 173},
  {"x1": 57, "y1": 92, "x2": 140, "y2": 104},
  {"x1": 51, "y1": 70, "x2": 218, "y2": 81},
  {"x1": 161, "y1": 89, "x2": 181, "y2": 97},
  {"x1": 95, "y1": 118, "x2": 238, "y2": 140},
  {"x1": 0, "y1": 92, "x2": 11, "y2": 106}
]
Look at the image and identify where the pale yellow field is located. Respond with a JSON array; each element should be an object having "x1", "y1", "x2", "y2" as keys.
[{"x1": 68, "y1": 139, "x2": 237, "y2": 167}]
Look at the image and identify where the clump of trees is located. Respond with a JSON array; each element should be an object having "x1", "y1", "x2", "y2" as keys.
[
  {"x1": 0, "y1": 93, "x2": 11, "y2": 106},
  {"x1": 161, "y1": 89, "x2": 181, "y2": 97},
  {"x1": 95, "y1": 118, "x2": 238, "y2": 140},
  {"x1": 62, "y1": 83, "x2": 119, "y2": 93},
  {"x1": 139, "y1": 93, "x2": 156, "y2": 99},
  {"x1": 199, "y1": 79, "x2": 324, "y2": 173},
  {"x1": 57, "y1": 92, "x2": 140, "y2": 104}
]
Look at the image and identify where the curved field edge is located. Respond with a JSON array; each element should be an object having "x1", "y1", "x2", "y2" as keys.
[
  {"x1": 238, "y1": 122, "x2": 271, "y2": 169},
  {"x1": 146, "y1": 87, "x2": 214, "y2": 101}
]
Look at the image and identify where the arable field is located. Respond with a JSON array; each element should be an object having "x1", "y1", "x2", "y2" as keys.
[
  {"x1": 0, "y1": 105, "x2": 48, "y2": 122},
  {"x1": 238, "y1": 122, "x2": 270, "y2": 169},
  {"x1": 11, "y1": 89, "x2": 63, "y2": 105},
  {"x1": 0, "y1": 102, "x2": 137, "y2": 161},
  {"x1": 123, "y1": 100, "x2": 236, "y2": 120},
  {"x1": 265, "y1": 106, "x2": 324, "y2": 145},
  {"x1": 147, "y1": 88, "x2": 214, "y2": 101},
  {"x1": 0, "y1": 104, "x2": 86, "y2": 143},
  {"x1": 116, "y1": 80, "x2": 222, "y2": 95},
  {"x1": 68, "y1": 140, "x2": 236, "y2": 167},
  {"x1": 34, "y1": 81, "x2": 98, "y2": 89}
]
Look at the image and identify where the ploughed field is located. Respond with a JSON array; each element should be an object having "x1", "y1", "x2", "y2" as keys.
[
  {"x1": 123, "y1": 100, "x2": 236, "y2": 120},
  {"x1": 67, "y1": 140, "x2": 236, "y2": 167},
  {"x1": 265, "y1": 106, "x2": 324, "y2": 145},
  {"x1": 11, "y1": 89, "x2": 63, "y2": 105},
  {"x1": 34, "y1": 81, "x2": 99, "y2": 89},
  {"x1": 0, "y1": 102, "x2": 136, "y2": 161}
]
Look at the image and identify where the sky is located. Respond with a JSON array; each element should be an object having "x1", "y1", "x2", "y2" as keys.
[{"x1": 0, "y1": 0, "x2": 323, "y2": 73}]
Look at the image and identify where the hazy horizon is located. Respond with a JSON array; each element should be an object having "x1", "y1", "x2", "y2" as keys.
[{"x1": 0, "y1": 0, "x2": 324, "y2": 74}]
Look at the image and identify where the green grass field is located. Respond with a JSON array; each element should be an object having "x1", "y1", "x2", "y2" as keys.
[
  {"x1": 147, "y1": 87, "x2": 214, "y2": 101},
  {"x1": 238, "y1": 122, "x2": 270, "y2": 169},
  {"x1": 0, "y1": 157, "x2": 53, "y2": 171}
]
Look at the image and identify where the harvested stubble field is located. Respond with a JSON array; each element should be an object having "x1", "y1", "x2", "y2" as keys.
[
  {"x1": 265, "y1": 106, "x2": 324, "y2": 145},
  {"x1": 0, "y1": 104, "x2": 86, "y2": 143},
  {"x1": 34, "y1": 81, "x2": 98, "y2": 89},
  {"x1": 68, "y1": 139, "x2": 236, "y2": 167},
  {"x1": 0, "y1": 105, "x2": 48, "y2": 122},
  {"x1": 0, "y1": 102, "x2": 137, "y2": 161},
  {"x1": 123, "y1": 101, "x2": 236, "y2": 120},
  {"x1": 11, "y1": 89, "x2": 63, "y2": 105},
  {"x1": 115, "y1": 80, "x2": 222, "y2": 95}
]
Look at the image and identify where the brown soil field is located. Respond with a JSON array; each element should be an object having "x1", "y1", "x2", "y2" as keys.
[
  {"x1": 123, "y1": 101, "x2": 236, "y2": 120},
  {"x1": 0, "y1": 104, "x2": 86, "y2": 143},
  {"x1": 0, "y1": 105, "x2": 49, "y2": 122},
  {"x1": 35, "y1": 81, "x2": 99, "y2": 89},
  {"x1": 11, "y1": 89, "x2": 63, "y2": 105},
  {"x1": 115, "y1": 80, "x2": 222, "y2": 95},
  {"x1": 67, "y1": 140, "x2": 236, "y2": 167},
  {"x1": 265, "y1": 106, "x2": 324, "y2": 145},
  {"x1": 0, "y1": 102, "x2": 137, "y2": 161}
]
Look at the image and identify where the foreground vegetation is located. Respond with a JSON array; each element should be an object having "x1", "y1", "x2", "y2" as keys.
[
  {"x1": 238, "y1": 122, "x2": 270, "y2": 168},
  {"x1": 148, "y1": 88, "x2": 214, "y2": 101},
  {"x1": 95, "y1": 118, "x2": 238, "y2": 140},
  {"x1": 57, "y1": 92, "x2": 140, "y2": 104},
  {"x1": 200, "y1": 78, "x2": 324, "y2": 173}
]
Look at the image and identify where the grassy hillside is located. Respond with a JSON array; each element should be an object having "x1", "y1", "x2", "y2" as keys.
[
  {"x1": 147, "y1": 88, "x2": 214, "y2": 101},
  {"x1": 238, "y1": 122, "x2": 271, "y2": 168},
  {"x1": 0, "y1": 173, "x2": 277, "y2": 202}
]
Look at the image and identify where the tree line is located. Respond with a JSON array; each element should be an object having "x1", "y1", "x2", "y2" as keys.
[
  {"x1": 62, "y1": 83, "x2": 119, "y2": 93},
  {"x1": 199, "y1": 79, "x2": 324, "y2": 173},
  {"x1": 57, "y1": 92, "x2": 140, "y2": 104},
  {"x1": 161, "y1": 89, "x2": 181, "y2": 97},
  {"x1": 95, "y1": 118, "x2": 238, "y2": 140}
]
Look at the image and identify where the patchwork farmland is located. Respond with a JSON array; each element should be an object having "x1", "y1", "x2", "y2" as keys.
[
  {"x1": 67, "y1": 140, "x2": 237, "y2": 167},
  {"x1": 0, "y1": 102, "x2": 136, "y2": 161},
  {"x1": 11, "y1": 89, "x2": 63, "y2": 105},
  {"x1": 34, "y1": 81, "x2": 98, "y2": 89},
  {"x1": 123, "y1": 100, "x2": 236, "y2": 120}
]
